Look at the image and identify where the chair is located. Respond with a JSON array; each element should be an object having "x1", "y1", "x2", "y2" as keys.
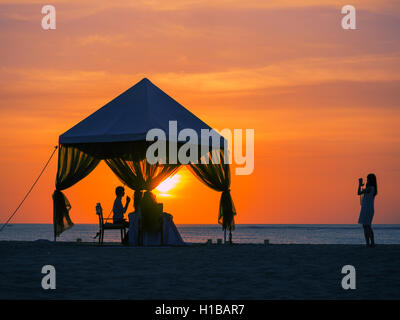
[{"x1": 95, "y1": 203, "x2": 127, "y2": 245}]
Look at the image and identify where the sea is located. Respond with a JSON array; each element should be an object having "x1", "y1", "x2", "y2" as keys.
[{"x1": 0, "y1": 224, "x2": 400, "y2": 244}]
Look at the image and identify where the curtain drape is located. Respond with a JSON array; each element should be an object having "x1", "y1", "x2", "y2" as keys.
[
  {"x1": 188, "y1": 148, "x2": 236, "y2": 231},
  {"x1": 53, "y1": 144, "x2": 100, "y2": 238},
  {"x1": 105, "y1": 158, "x2": 181, "y2": 195},
  {"x1": 53, "y1": 144, "x2": 236, "y2": 237}
]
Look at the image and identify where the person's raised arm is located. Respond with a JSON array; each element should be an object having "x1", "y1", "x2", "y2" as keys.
[{"x1": 357, "y1": 178, "x2": 365, "y2": 195}]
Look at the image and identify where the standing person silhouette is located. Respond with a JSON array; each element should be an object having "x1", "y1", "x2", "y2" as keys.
[{"x1": 357, "y1": 173, "x2": 378, "y2": 247}]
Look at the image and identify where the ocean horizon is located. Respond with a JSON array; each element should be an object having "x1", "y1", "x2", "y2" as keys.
[{"x1": 1, "y1": 223, "x2": 399, "y2": 244}]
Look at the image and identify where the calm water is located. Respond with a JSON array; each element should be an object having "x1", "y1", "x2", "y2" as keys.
[{"x1": 0, "y1": 224, "x2": 400, "y2": 244}]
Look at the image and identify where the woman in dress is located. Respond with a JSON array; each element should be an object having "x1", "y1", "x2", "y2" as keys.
[{"x1": 357, "y1": 173, "x2": 378, "y2": 247}]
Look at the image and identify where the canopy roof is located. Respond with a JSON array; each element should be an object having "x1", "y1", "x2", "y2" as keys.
[{"x1": 60, "y1": 78, "x2": 224, "y2": 146}]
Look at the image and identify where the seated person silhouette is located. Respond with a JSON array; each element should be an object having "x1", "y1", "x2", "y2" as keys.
[
  {"x1": 140, "y1": 191, "x2": 163, "y2": 235},
  {"x1": 127, "y1": 190, "x2": 144, "y2": 246},
  {"x1": 112, "y1": 186, "x2": 130, "y2": 228}
]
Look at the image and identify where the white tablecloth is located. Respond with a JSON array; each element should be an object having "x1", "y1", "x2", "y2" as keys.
[{"x1": 128, "y1": 211, "x2": 185, "y2": 246}]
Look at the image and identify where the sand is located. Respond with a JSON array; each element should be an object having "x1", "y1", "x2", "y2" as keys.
[{"x1": 1, "y1": 241, "x2": 399, "y2": 300}]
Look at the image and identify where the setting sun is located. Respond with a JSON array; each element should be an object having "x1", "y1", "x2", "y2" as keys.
[{"x1": 155, "y1": 174, "x2": 182, "y2": 197}]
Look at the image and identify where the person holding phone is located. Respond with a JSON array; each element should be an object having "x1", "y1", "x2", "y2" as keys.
[{"x1": 357, "y1": 174, "x2": 378, "y2": 247}]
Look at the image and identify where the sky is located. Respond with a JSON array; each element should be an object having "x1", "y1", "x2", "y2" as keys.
[{"x1": 0, "y1": 0, "x2": 399, "y2": 225}]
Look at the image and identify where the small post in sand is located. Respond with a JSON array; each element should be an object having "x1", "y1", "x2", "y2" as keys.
[{"x1": 264, "y1": 239, "x2": 270, "y2": 246}]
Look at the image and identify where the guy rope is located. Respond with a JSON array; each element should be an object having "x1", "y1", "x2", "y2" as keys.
[{"x1": 0, "y1": 146, "x2": 58, "y2": 232}]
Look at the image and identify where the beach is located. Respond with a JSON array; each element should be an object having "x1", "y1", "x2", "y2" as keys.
[{"x1": 1, "y1": 241, "x2": 399, "y2": 300}]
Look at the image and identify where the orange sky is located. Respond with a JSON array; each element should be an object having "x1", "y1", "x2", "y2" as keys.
[{"x1": 0, "y1": 0, "x2": 399, "y2": 225}]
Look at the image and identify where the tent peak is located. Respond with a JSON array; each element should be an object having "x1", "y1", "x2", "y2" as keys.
[
  {"x1": 132, "y1": 77, "x2": 156, "y2": 91},
  {"x1": 139, "y1": 77, "x2": 151, "y2": 84}
]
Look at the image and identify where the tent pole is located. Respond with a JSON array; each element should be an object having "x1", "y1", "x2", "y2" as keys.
[{"x1": 53, "y1": 222, "x2": 56, "y2": 242}]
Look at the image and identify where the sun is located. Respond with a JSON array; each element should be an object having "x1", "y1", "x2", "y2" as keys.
[{"x1": 155, "y1": 174, "x2": 181, "y2": 197}]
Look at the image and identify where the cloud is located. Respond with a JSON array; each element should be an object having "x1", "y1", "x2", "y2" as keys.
[
  {"x1": 0, "y1": 54, "x2": 395, "y2": 92},
  {"x1": 1, "y1": 2, "x2": 400, "y2": 78},
  {"x1": 1, "y1": 53, "x2": 399, "y2": 103},
  {"x1": 151, "y1": 54, "x2": 400, "y2": 92}
]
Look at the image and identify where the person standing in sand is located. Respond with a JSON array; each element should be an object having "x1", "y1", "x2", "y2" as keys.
[{"x1": 357, "y1": 173, "x2": 378, "y2": 247}]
